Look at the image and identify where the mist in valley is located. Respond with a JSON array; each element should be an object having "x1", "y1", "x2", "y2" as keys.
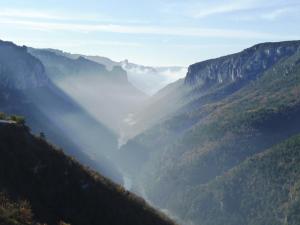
[
  {"x1": 29, "y1": 49, "x2": 193, "y2": 222},
  {"x1": 1, "y1": 0, "x2": 299, "y2": 224},
  {"x1": 26, "y1": 47, "x2": 190, "y2": 211},
  {"x1": 1, "y1": 39, "x2": 300, "y2": 225},
  {"x1": 53, "y1": 73, "x2": 147, "y2": 134}
]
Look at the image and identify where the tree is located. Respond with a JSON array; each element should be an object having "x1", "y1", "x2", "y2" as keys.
[
  {"x1": 10, "y1": 115, "x2": 25, "y2": 124},
  {"x1": 59, "y1": 221, "x2": 71, "y2": 225},
  {"x1": 39, "y1": 132, "x2": 46, "y2": 139},
  {"x1": 0, "y1": 112, "x2": 6, "y2": 120}
]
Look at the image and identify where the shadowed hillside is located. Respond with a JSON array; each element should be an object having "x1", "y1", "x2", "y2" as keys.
[
  {"x1": 0, "y1": 123, "x2": 176, "y2": 225},
  {"x1": 0, "y1": 40, "x2": 122, "y2": 184}
]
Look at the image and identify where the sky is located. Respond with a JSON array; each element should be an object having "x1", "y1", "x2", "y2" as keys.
[{"x1": 0, "y1": 0, "x2": 299, "y2": 66}]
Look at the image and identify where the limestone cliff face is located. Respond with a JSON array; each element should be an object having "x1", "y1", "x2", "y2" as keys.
[
  {"x1": 0, "y1": 41, "x2": 49, "y2": 90},
  {"x1": 185, "y1": 41, "x2": 300, "y2": 87}
]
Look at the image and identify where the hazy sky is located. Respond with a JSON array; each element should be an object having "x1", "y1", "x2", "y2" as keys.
[{"x1": 0, "y1": 0, "x2": 299, "y2": 66}]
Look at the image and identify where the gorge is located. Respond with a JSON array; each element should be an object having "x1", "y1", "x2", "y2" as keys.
[{"x1": 1, "y1": 39, "x2": 300, "y2": 225}]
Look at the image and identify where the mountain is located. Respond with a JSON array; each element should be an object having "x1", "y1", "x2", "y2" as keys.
[
  {"x1": 183, "y1": 134, "x2": 300, "y2": 225},
  {"x1": 43, "y1": 49, "x2": 119, "y2": 70},
  {"x1": 40, "y1": 48, "x2": 186, "y2": 95},
  {"x1": 0, "y1": 40, "x2": 122, "y2": 183},
  {"x1": 0, "y1": 122, "x2": 176, "y2": 225},
  {"x1": 0, "y1": 42, "x2": 49, "y2": 90},
  {"x1": 120, "y1": 60, "x2": 187, "y2": 95},
  {"x1": 117, "y1": 40, "x2": 300, "y2": 225},
  {"x1": 83, "y1": 55, "x2": 119, "y2": 70},
  {"x1": 3, "y1": 38, "x2": 300, "y2": 225},
  {"x1": 28, "y1": 48, "x2": 128, "y2": 83},
  {"x1": 29, "y1": 48, "x2": 147, "y2": 134}
]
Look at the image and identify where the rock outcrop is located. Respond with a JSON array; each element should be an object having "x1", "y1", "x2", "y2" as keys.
[
  {"x1": 0, "y1": 41, "x2": 49, "y2": 90},
  {"x1": 185, "y1": 41, "x2": 300, "y2": 87}
]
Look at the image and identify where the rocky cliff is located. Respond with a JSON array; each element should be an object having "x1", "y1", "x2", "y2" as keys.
[
  {"x1": 0, "y1": 41, "x2": 49, "y2": 90},
  {"x1": 185, "y1": 41, "x2": 300, "y2": 87},
  {"x1": 118, "y1": 40, "x2": 300, "y2": 225}
]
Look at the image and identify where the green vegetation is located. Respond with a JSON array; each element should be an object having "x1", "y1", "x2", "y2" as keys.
[
  {"x1": 0, "y1": 113, "x2": 6, "y2": 120},
  {"x1": 0, "y1": 192, "x2": 72, "y2": 225},
  {"x1": 10, "y1": 115, "x2": 25, "y2": 124},
  {"x1": 0, "y1": 192, "x2": 34, "y2": 225},
  {"x1": 0, "y1": 112, "x2": 26, "y2": 125},
  {"x1": 118, "y1": 42, "x2": 300, "y2": 225},
  {"x1": 0, "y1": 124, "x2": 175, "y2": 225},
  {"x1": 185, "y1": 134, "x2": 300, "y2": 225}
]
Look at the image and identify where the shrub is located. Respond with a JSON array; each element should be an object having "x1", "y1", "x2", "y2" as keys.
[
  {"x1": 0, "y1": 112, "x2": 6, "y2": 120},
  {"x1": 59, "y1": 221, "x2": 71, "y2": 225},
  {"x1": 0, "y1": 192, "x2": 33, "y2": 225},
  {"x1": 39, "y1": 132, "x2": 46, "y2": 139},
  {"x1": 10, "y1": 115, "x2": 25, "y2": 124}
]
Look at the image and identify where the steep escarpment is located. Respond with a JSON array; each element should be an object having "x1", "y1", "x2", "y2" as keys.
[
  {"x1": 0, "y1": 41, "x2": 49, "y2": 90},
  {"x1": 118, "y1": 40, "x2": 300, "y2": 225},
  {"x1": 120, "y1": 41, "x2": 300, "y2": 144},
  {"x1": 0, "y1": 40, "x2": 122, "y2": 184},
  {"x1": 0, "y1": 123, "x2": 176, "y2": 225},
  {"x1": 185, "y1": 41, "x2": 300, "y2": 86}
]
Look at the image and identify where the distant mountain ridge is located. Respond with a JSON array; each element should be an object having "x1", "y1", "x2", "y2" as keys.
[
  {"x1": 29, "y1": 48, "x2": 129, "y2": 83},
  {"x1": 29, "y1": 47, "x2": 147, "y2": 133},
  {"x1": 38, "y1": 48, "x2": 187, "y2": 95},
  {"x1": 120, "y1": 59, "x2": 187, "y2": 95},
  {"x1": 43, "y1": 48, "x2": 119, "y2": 70}
]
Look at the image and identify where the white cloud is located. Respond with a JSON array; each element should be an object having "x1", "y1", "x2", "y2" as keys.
[
  {"x1": 0, "y1": 18, "x2": 297, "y2": 40},
  {"x1": 163, "y1": 0, "x2": 300, "y2": 21},
  {"x1": 233, "y1": 6, "x2": 299, "y2": 22},
  {"x1": 0, "y1": 8, "x2": 67, "y2": 20},
  {"x1": 0, "y1": 8, "x2": 150, "y2": 24},
  {"x1": 261, "y1": 8, "x2": 295, "y2": 20},
  {"x1": 0, "y1": 8, "x2": 119, "y2": 23},
  {"x1": 162, "y1": 0, "x2": 260, "y2": 18},
  {"x1": 189, "y1": 0, "x2": 257, "y2": 18}
]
